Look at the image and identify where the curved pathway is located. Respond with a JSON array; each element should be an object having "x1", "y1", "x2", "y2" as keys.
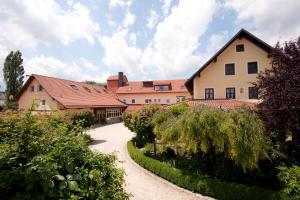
[{"x1": 88, "y1": 123, "x2": 213, "y2": 200}]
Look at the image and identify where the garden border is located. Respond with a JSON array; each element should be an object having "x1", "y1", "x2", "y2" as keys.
[{"x1": 127, "y1": 140, "x2": 289, "y2": 200}]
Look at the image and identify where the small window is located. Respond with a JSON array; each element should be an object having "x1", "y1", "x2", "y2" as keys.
[
  {"x1": 249, "y1": 87, "x2": 258, "y2": 99},
  {"x1": 70, "y1": 85, "x2": 78, "y2": 90},
  {"x1": 94, "y1": 88, "x2": 101, "y2": 93},
  {"x1": 103, "y1": 89, "x2": 108, "y2": 93},
  {"x1": 83, "y1": 86, "x2": 91, "y2": 93},
  {"x1": 158, "y1": 99, "x2": 160, "y2": 103},
  {"x1": 205, "y1": 88, "x2": 214, "y2": 100},
  {"x1": 154, "y1": 85, "x2": 170, "y2": 91},
  {"x1": 38, "y1": 85, "x2": 43, "y2": 92},
  {"x1": 166, "y1": 99, "x2": 170, "y2": 104},
  {"x1": 30, "y1": 85, "x2": 35, "y2": 92},
  {"x1": 236, "y1": 44, "x2": 244, "y2": 52},
  {"x1": 225, "y1": 63, "x2": 235, "y2": 75},
  {"x1": 145, "y1": 99, "x2": 151, "y2": 104},
  {"x1": 41, "y1": 100, "x2": 46, "y2": 106},
  {"x1": 248, "y1": 62, "x2": 258, "y2": 74},
  {"x1": 132, "y1": 99, "x2": 135, "y2": 103},
  {"x1": 226, "y1": 88, "x2": 236, "y2": 99}
]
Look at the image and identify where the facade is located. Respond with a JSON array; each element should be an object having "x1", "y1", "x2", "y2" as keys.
[
  {"x1": 185, "y1": 29, "x2": 272, "y2": 101},
  {"x1": 107, "y1": 72, "x2": 191, "y2": 105},
  {"x1": 16, "y1": 74, "x2": 126, "y2": 123}
]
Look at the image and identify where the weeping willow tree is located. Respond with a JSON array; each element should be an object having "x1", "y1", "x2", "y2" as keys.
[{"x1": 152, "y1": 106, "x2": 271, "y2": 173}]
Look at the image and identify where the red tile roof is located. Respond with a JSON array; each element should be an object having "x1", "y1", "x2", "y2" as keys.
[
  {"x1": 186, "y1": 99, "x2": 257, "y2": 109},
  {"x1": 17, "y1": 74, "x2": 126, "y2": 109},
  {"x1": 116, "y1": 79, "x2": 188, "y2": 94}
]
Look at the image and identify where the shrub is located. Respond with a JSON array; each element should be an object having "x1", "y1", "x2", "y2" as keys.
[
  {"x1": 63, "y1": 109, "x2": 95, "y2": 128},
  {"x1": 0, "y1": 111, "x2": 129, "y2": 199},
  {"x1": 278, "y1": 165, "x2": 300, "y2": 199},
  {"x1": 127, "y1": 140, "x2": 288, "y2": 200},
  {"x1": 123, "y1": 105, "x2": 161, "y2": 147}
]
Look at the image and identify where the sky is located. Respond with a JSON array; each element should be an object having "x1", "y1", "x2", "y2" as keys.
[{"x1": 0, "y1": 0, "x2": 299, "y2": 90}]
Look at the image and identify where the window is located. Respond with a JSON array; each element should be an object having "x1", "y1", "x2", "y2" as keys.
[
  {"x1": 205, "y1": 88, "x2": 214, "y2": 100},
  {"x1": 157, "y1": 99, "x2": 160, "y2": 103},
  {"x1": 38, "y1": 85, "x2": 43, "y2": 92},
  {"x1": 236, "y1": 44, "x2": 244, "y2": 52},
  {"x1": 249, "y1": 87, "x2": 258, "y2": 99},
  {"x1": 143, "y1": 81, "x2": 153, "y2": 87},
  {"x1": 106, "y1": 109, "x2": 122, "y2": 119},
  {"x1": 225, "y1": 63, "x2": 235, "y2": 75},
  {"x1": 145, "y1": 99, "x2": 151, "y2": 104},
  {"x1": 176, "y1": 96, "x2": 185, "y2": 102},
  {"x1": 83, "y1": 86, "x2": 91, "y2": 93},
  {"x1": 94, "y1": 88, "x2": 101, "y2": 93},
  {"x1": 248, "y1": 62, "x2": 258, "y2": 74},
  {"x1": 123, "y1": 99, "x2": 126, "y2": 103},
  {"x1": 154, "y1": 85, "x2": 170, "y2": 91},
  {"x1": 41, "y1": 100, "x2": 46, "y2": 106},
  {"x1": 226, "y1": 88, "x2": 236, "y2": 99},
  {"x1": 30, "y1": 85, "x2": 35, "y2": 92},
  {"x1": 154, "y1": 99, "x2": 157, "y2": 103},
  {"x1": 131, "y1": 99, "x2": 135, "y2": 103},
  {"x1": 70, "y1": 85, "x2": 78, "y2": 90},
  {"x1": 166, "y1": 99, "x2": 170, "y2": 104}
]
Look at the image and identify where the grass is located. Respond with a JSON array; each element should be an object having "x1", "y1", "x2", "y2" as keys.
[{"x1": 127, "y1": 140, "x2": 290, "y2": 200}]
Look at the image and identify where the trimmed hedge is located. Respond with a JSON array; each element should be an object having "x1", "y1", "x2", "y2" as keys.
[{"x1": 127, "y1": 140, "x2": 289, "y2": 200}]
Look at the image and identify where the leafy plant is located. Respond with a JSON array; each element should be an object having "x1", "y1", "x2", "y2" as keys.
[
  {"x1": 0, "y1": 110, "x2": 129, "y2": 199},
  {"x1": 278, "y1": 165, "x2": 300, "y2": 199}
]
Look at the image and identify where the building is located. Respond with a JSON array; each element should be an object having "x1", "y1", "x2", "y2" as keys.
[
  {"x1": 185, "y1": 29, "x2": 272, "y2": 101},
  {"x1": 16, "y1": 74, "x2": 126, "y2": 123},
  {"x1": 107, "y1": 72, "x2": 191, "y2": 105}
]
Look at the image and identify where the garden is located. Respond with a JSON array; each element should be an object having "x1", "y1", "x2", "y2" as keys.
[{"x1": 0, "y1": 109, "x2": 129, "y2": 200}]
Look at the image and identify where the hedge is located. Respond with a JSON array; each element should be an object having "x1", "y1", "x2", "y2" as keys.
[{"x1": 127, "y1": 140, "x2": 289, "y2": 200}]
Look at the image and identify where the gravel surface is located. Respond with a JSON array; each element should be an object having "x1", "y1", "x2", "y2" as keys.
[{"x1": 88, "y1": 123, "x2": 213, "y2": 200}]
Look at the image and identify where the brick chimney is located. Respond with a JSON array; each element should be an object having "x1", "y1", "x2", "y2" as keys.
[{"x1": 118, "y1": 72, "x2": 124, "y2": 87}]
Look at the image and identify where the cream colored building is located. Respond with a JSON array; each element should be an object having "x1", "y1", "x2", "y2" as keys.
[
  {"x1": 107, "y1": 74, "x2": 191, "y2": 105},
  {"x1": 185, "y1": 29, "x2": 272, "y2": 101}
]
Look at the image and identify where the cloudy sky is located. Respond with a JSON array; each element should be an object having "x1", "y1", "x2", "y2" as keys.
[{"x1": 0, "y1": 0, "x2": 299, "y2": 89}]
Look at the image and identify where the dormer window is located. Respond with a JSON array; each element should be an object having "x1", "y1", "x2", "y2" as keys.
[
  {"x1": 236, "y1": 44, "x2": 244, "y2": 52},
  {"x1": 83, "y1": 86, "x2": 91, "y2": 93},
  {"x1": 154, "y1": 85, "x2": 170, "y2": 91},
  {"x1": 70, "y1": 85, "x2": 78, "y2": 90}
]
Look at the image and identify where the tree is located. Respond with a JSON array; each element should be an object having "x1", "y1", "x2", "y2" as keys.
[
  {"x1": 3, "y1": 50, "x2": 24, "y2": 109},
  {"x1": 255, "y1": 38, "x2": 300, "y2": 149}
]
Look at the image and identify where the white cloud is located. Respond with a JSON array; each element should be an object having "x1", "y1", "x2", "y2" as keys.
[
  {"x1": 99, "y1": 30, "x2": 144, "y2": 77},
  {"x1": 161, "y1": 0, "x2": 172, "y2": 16},
  {"x1": 224, "y1": 0, "x2": 300, "y2": 44},
  {"x1": 207, "y1": 31, "x2": 229, "y2": 53},
  {"x1": 100, "y1": 0, "x2": 219, "y2": 79},
  {"x1": 24, "y1": 55, "x2": 109, "y2": 82},
  {"x1": 147, "y1": 9, "x2": 159, "y2": 29},
  {"x1": 0, "y1": 0, "x2": 100, "y2": 49},
  {"x1": 122, "y1": 10, "x2": 136, "y2": 28},
  {"x1": 109, "y1": 0, "x2": 133, "y2": 8}
]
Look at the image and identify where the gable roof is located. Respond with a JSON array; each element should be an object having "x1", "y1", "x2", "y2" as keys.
[
  {"x1": 116, "y1": 79, "x2": 188, "y2": 94},
  {"x1": 185, "y1": 29, "x2": 273, "y2": 93},
  {"x1": 16, "y1": 74, "x2": 126, "y2": 109}
]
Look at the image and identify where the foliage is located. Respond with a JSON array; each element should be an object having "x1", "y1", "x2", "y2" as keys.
[
  {"x1": 278, "y1": 165, "x2": 300, "y2": 199},
  {"x1": 255, "y1": 37, "x2": 300, "y2": 148},
  {"x1": 122, "y1": 105, "x2": 161, "y2": 147},
  {"x1": 63, "y1": 109, "x2": 95, "y2": 129},
  {"x1": 0, "y1": 111, "x2": 129, "y2": 200},
  {"x1": 152, "y1": 106, "x2": 270, "y2": 172},
  {"x1": 3, "y1": 50, "x2": 24, "y2": 109},
  {"x1": 127, "y1": 141, "x2": 286, "y2": 200},
  {"x1": 169, "y1": 102, "x2": 189, "y2": 116},
  {"x1": 82, "y1": 80, "x2": 107, "y2": 86}
]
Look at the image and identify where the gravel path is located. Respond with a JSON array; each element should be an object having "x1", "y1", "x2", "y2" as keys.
[{"x1": 88, "y1": 123, "x2": 213, "y2": 200}]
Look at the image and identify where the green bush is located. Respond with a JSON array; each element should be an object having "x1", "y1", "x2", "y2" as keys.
[
  {"x1": 63, "y1": 109, "x2": 95, "y2": 128},
  {"x1": 278, "y1": 165, "x2": 300, "y2": 199},
  {"x1": 123, "y1": 105, "x2": 161, "y2": 147},
  {"x1": 127, "y1": 140, "x2": 288, "y2": 200},
  {"x1": 0, "y1": 111, "x2": 129, "y2": 200}
]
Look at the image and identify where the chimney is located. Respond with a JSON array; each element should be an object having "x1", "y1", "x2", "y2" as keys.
[{"x1": 118, "y1": 72, "x2": 124, "y2": 87}]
